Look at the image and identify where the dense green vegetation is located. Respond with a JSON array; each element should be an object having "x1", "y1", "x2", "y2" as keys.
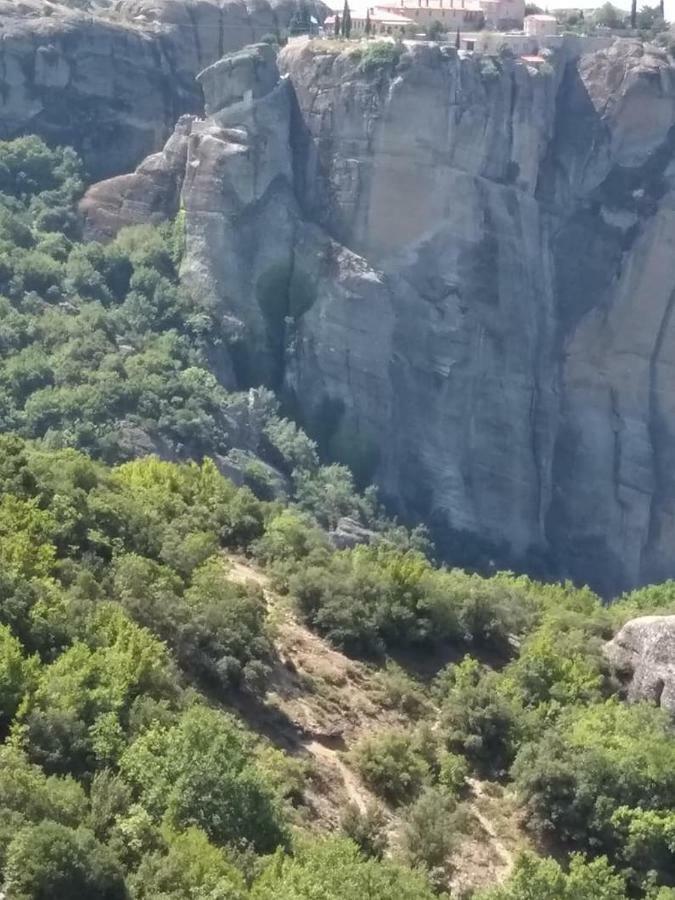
[
  {"x1": 0, "y1": 134, "x2": 673, "y2": 898},
  {"x1": 0, "y1": 136, "x2": 382, "y2": 525},
  {"x1": 0, "y1": 435, "x2": 671, "y2": 898}
]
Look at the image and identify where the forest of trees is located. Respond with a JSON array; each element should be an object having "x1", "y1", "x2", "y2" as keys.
[{"x1": 0, "y1": 136, "x2": 673, "y2": 898}]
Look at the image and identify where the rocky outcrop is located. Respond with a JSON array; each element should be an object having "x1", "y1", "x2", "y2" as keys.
[
  {"x1": 604, "y1": 616, "x2": 675, "y2": 715},
  {"x1": 329, "y1": 517, "x2": 377, "y2": 550},
  {"x1": 79, "y1": 37, "x2": 675, "y2": 594},
  {"x1": 80, "y1": 115, "x2": 194, "y2": 239},
  {"x1": 0, "y1": 0, "x2": 318, "y2": 179}
]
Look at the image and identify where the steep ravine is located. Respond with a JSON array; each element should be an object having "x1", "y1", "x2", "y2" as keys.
[{"x1": 80, "y1": 37, "x2": 675, "y2": 595}]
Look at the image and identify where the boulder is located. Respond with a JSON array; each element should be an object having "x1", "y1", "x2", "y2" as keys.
[
  {"x1": 329, "y1": 517, "x2": 377, "y2": 550},
  {"x1": 604, "y1": 616, "x2": 675, "y2": 715}
]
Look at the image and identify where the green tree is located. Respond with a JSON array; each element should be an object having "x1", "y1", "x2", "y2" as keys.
[
  {"x1": 0, "y1": 624, "x2": 39, "y2": 732},
  {"x1": 339, "y1": 803, "x2": 388, "y2": 859},
  {"x1": 289, "y1": 1, "x2": 313, "y2": 35},
  {"x1": 120, "y1": 705, "x2": 287, "y2": 852},
  {"x1": 4, "y1": 821, "x2": 127, "y2": 900},
  {"x1": 593, "y1": 2, "x2": 625, "y2": 27},
  {"x1": 513, "y1": 700, "x2": 675, "y2": 881},
  {"x1": 341, "y1": 0, "x2": 352, "y2": 38},
  {"x1": 350, "y1": 729, "x2": 429, "y2": 805},
  {"x1": 130, "y1": 827, "x2": 247, "y2": 900},
  {"x1": 398, "y1": 787, "x2": 464, "y2": 872},
  {"x1": 439, "y1": 657, "x2": 522, "y2": 775},
  {"x1": 478, "y1": 851, "x2": 627, "y2": 900},
  {"x1": 251, "y1": 837, "x2": 440, "y2": 899}
]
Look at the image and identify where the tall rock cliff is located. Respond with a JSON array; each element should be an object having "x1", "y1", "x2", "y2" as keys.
[
  {"x1": 0, "y1": 0, "x2": 317, "y2": 179},
  {"x1": 80, "y1": 37, "x2": 675, "y2": 594}
]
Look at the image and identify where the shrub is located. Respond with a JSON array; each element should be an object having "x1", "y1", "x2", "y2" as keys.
[
  {"x1": 4, "y1": 821, "x2": 127, "y2": 900},
  {"x1": 375, "y1": 661, "x2": 429, "y2": 718},
  {"x1": 358, "y1": 41, "x2": 402, "y2": 73},
  {"x1": 438, "y1": 751, "x2": 469, "y2": 797},
  {"x1": 250, "y1": 837, "x2": 438, "y2": 900},
  {"x1": 512, "y1": 700, "x2": 675, "y2": 883},
  {"x1": 398, "y1": 787, "x2": 466, "y2": 874},
  {"x1": 477, "y1": 851, "x2": 627, "y2": 900},
  {"x1": 350, "y1": 730, "x2": 429, "y2": 806},
  {"x1": 340, "y1": 803, "x2": 388, "y2": 859},
  {"x1": 130, "y1": 827, "x2": 247, "y2": 900},
  {"x1": 120, "y1": 706, "x2": 288, "y2": 853},
  {"x1": 439, "y1": 657, "x2": 523, "y2": 776}
]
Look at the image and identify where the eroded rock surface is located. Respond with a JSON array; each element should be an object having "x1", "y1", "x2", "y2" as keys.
[
  {"x1": 79, "y1": 37, "x2": 675, "y2": 593},
  {"x1": 604, "y1": 616, "x2": 675, "y2": 714},
  {"x1": 0, "y1": 0, "x2": 316, "y2": 179}
]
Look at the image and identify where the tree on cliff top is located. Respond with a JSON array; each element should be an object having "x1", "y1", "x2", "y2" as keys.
[
  {"x1": 289, "y1": 1, "x2": 313, "y2": 35},
  {"x1": 341, "y1": 0, "x2": 352, "y2": 38},
  {"x1": 593, "y1": 2, "x2": 625, "y2": 27}
]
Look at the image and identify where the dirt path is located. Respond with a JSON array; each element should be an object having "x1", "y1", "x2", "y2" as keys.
[
  {"x1": 304, "y1": 739, "x2": 372, "y2": 814},
  {"x1": 224, "y1": 554, "x2": 519, "y2": 889},
  {"x1": 226, "y1": 556, "x2": 271, "y2": 592},
  {"x1": 468, "y1": 784, "x2": 514, "y2": 872}
]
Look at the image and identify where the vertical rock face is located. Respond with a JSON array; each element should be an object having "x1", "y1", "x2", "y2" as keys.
[
  {"x1": 278, "y1": 39, "x2": 675, "y2": 594},
  {"x1": 79, "y1": 37, "x2": 675, "y2": 594},
  {"x1": 0, "y1": 0, "x2": 318, "y2": 179},
  {"x1": 280, "y1": 43, "x2": 563, "y2": 569}
]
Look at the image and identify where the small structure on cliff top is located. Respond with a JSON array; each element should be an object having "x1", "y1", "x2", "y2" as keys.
[
  {"x1": 324, "y1": 6, "x2": 416, "y2": 34},
  {"x1": 524, "y1": 13, "x2": 557, "y2": 35},
  {"x1": 324, "y1": 0, "x2": 525, "y2": 34}
]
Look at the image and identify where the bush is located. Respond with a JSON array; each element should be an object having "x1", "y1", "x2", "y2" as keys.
[
  {"x1": 477, "y1": 851, "x2": 627, "y2": 900},
  {"x1": 398, "y1": 787, "x2": 466, "y2": 874},
  {"x1": 250, "y1": 837, "x2": 439, "y2": 900},
  {"x1": 120, "y1": 705, "x2": 288, "y2": 853},
  {"x1": 130, "y1": 827, "x2": 247, "y2": 900},
  {"x1": 375, "y1": 661, "x2": 430, "y2": 718},
  {"x1": 512, "y1": 700, "x2": 675, "y2": 884},
  {"x1": 0, "y1": 624, "x2": 39, "y2": 732},
  {"x1": 350, "y1": 730, "x2": 429, "y2": 806},
  {"x1": 438, "y1": 751, "x2": 469, "y2": 797},
  {"x1": 340, "y1": 803, "x2": 388, "y2": 859},
  {"x1": 358, "y1": 41, "x2": 402, "y2": 73},
  {"x1": 439, "y1": 657, "x2": 523, "y2": 776},
  {"x1": 3, "y1": 821, "x2": 127, "y2": 900}
]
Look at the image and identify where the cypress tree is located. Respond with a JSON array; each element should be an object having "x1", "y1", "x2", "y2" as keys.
[
  {"x1": 455, "y1": 26, "x2": 460, "y2": 48},
  {"x1": 341, "y1": 0, "x2": 352, "y2": 38},
  {"x1": 365, "y1": 8, "x2": 371, "y2": 35},
  {"x1": 334, "y1": 12, "x2": 341, "y2": 36}
]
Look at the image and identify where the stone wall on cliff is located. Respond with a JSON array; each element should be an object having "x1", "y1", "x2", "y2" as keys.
[{"x1": 79, "y1": 37, "x2": 675, "y2": 595}]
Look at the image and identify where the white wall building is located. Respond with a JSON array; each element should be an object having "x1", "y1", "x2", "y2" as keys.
[
  {"x1": 524, "y1": 13, "x2": 558, "y2": 35},
  {"x1": 324, "y1": 0, "x2": 525, "y2": 31}
]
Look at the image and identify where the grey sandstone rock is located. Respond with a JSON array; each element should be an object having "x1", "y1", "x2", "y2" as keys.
[
  {"x1": 329, "y1": 517, "x2": 377, "y2": 550},
  {"x1": 0, "y1": 0, "x2": 321, "y2": 179},
  {"x1": 604, "y1": 616, "x2": 675, "y2": 715},
  {"x1": 78, "y1": 36, "x2": 675, "y2": 594}
]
